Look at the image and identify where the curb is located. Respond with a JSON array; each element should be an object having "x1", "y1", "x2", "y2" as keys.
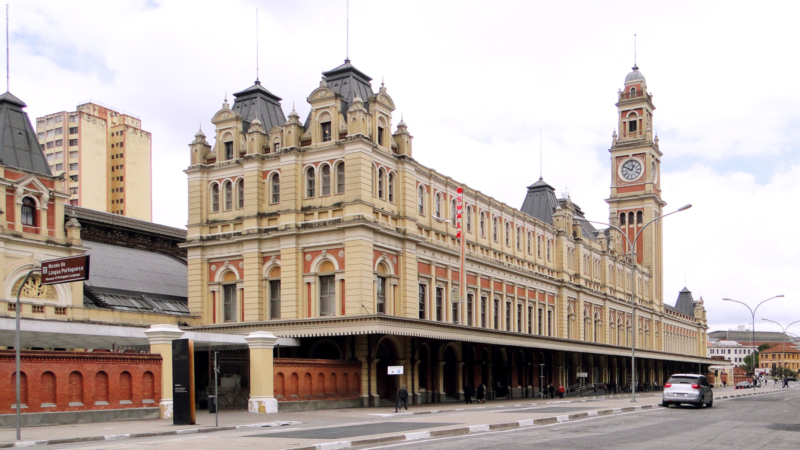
[
  {"x1": 0, "y1": 421, "x2": 300, "y2": 448},
  {"x1": 0, "y1": 389, "x2": 785, "y2": 448},
  {"x1": 291, "y1": 388, "x2": 787, "y2": 450}
]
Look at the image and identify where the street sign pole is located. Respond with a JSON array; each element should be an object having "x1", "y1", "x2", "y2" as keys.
[{"x1": 14, "y1": 255, "x2": 90, "y2": 441}]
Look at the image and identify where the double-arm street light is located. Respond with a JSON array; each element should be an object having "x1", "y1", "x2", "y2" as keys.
[
  {"x1": 576, "y1": 203, "x2": 692, "y2": 402},
  {"x1": 722, "y1": 295, "x2": 785, "y2": 376},
  {"x1": 761, "y1": 318, "x2": 800, "y2": 377}
]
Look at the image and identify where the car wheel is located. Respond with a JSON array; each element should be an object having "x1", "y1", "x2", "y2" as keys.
[
  {"x1": 662, "y1": 401, "x2": 670, "y2": 408},
  {"x1": 707, "y1": 398, "x2": 713, "y2": 408}
]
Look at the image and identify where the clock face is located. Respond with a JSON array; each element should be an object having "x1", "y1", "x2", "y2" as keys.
[{"x1": 620, "y1": 158, "x2": 643, "y2": 181}]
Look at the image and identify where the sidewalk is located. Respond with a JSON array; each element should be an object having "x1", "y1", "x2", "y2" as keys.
[{"x1": 0, "y1": 387, "x2": 783, "y2": 448}]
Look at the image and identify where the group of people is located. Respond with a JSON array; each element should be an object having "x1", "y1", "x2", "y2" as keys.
[{"x1": 463, "y1": 383, "x2": 487, "y2": 404}]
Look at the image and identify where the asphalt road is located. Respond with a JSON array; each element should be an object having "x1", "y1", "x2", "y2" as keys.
[{"x1": 363, "y1": 388, "x2": 800, "y2": 450}]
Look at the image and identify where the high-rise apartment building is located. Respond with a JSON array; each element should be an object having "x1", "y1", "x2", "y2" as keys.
[{"x1": 35, "y1": 102, "x2": 152, "y2": 221}]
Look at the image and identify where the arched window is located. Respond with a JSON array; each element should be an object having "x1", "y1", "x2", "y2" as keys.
[
  {"x1": 505, "y1": 222, "x2": 510, "y2": 246},
  {"x1": 387, "y1": 172, "x2": 394, "y2": 202},
  {"x1": 630, "y1": 87, "x2": 636, "y2": 97},
  {"x1": 492, "y1": 217, "x2": 498, "y2": 242},
  {"x1": 418, "y1": 186, "x2": 424, "y2": 215},
  {"x1": 21, "y1": 197, "x2": 36, "y2": 226},
  {"x1": 546, "y1": 239, "x2": 552, "y2": 261},
  {"x1": 270, "y1": 174, "x2": 280, "y2": 204},
  {"x1": 516, "y1": 227, "x2": 521, "y2": 250},
  {"x1": 527, "y1": 231, "x2": 532, "y2": 254},
  {"x1": 619, "y1": 212, "x2": 626, "y2": 226},
  {"x1": 451, "y1": 198, "x2": 457, "y2": 223},
  {"x1": 628, "y1": 212, "x2": 635, "y2": 227},
  {"x1": 211, "y1": 184, "x2": 219, "y2": 212},
  {"x1": 224, "y1": 181, "x2": 232, "y2": 210},
  {"x1": 480, "y1": 212, "x2": 485, "y2": 237},
  {"x1": 236, "y1": 179, "x2": 244, "y2": 209},
  {"x1": 466, "y1": 206, "x2": 472, "y2": 233},
  {"x1": 435, "y1": 193, "x2": 441, "y2": 218},
  {"x1": 306, "y1": 167, "x2": 316, "y2": 198},
  {"x1": 321, "y1": 165, "x2": 331, "y2": 196},
  {"x1": 336, "y1": 162, "x2": 345, "y2": 194},
  {"x1": 637, "y1": 210, "x2": 643, "y2": 224},
  {"x1": 377, "y1": 169, "x2": 384, "y2": 199},
  {"x1": 537, "y1": 235, "x2": 542, "y2": 258}
]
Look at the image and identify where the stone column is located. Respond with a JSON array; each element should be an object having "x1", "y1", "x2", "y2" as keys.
[
  {"x1": 245, "y1": 331, "x2": 280, "y2": 413},
  {"x1": 144, "y1": 324, "x2": 185, "y2": 419},
  {"x1": 457, "y1": 362, "x2": 465, "y2": 401}
]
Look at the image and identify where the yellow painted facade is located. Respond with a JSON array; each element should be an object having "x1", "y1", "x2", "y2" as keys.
[{"x1": 184, "y1": 61, "x2": 708, "y2": 359}]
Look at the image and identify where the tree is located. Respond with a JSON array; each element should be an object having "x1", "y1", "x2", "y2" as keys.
[
  {"x1": 743, "y1": 352, "x2": 759, "y2": 374},
  {"x1": 758, "y1": 344, "x2": 773, "y2": 352}
]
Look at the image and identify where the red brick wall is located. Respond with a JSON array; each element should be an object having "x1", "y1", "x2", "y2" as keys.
[
  {"x1": 0, "y1": 350, "x2": 161, "y2": 414},
  {"x1": 274, "y1": 358, "x2": 361, "y2": 402}
]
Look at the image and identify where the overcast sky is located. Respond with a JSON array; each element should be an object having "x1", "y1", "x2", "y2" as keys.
[{"x1": 11, "y1": 0, "x2": 800, "y2": 335}]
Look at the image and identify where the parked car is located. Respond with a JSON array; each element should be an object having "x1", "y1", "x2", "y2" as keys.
[
  {"x1": 662, "y1": 374, "x2": 713, "y2": 408},
  {"x1": 786, "y1": 377, "x2": 798, "y2": 382},
  {"x1": 735, "y1": 381, "x2": 753, "y2": 389}
]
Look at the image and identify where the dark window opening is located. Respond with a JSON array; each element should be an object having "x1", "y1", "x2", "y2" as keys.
[
  {"x1": 377, "y1": 126, "x2": 384, "y2": 146},
  {"x1": 269, "y1": 280, "x2": 281, "y2": 319},
  {"x1": 628, "y1": 120, "x2": 637, "y2": 133},
  {"x1": 377, "y1": 276, "x2": 386, "y2": 314},
  {"x1": 436, "y1": 287, "x2": 443, "y2": 321},
  {"x1": 225, "y1": 141, "x2": 233, "y2": 160},
  {"x1": 418, "y1": 284, "x2": 426, "y2": 319},
  {"x1": 321, "y1": 122, "x2": 332, "y2": 142},
  {"x1": 223, "y1": 284, "x2": 237, "y2": 322},
  {"x1": 21, "y1": 197, "x2": 36, "y2": 226}
]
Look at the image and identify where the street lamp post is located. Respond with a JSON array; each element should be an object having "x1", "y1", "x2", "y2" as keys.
[
  {"x1": 576, "y1": 204, "x2": 692, "y2": 402},
  {"x1": 722, "y1": 296, "x2": 784, "y2": 378},
  {"x1": 761, "y1": 318, "x2": 800, "y2": 379}
]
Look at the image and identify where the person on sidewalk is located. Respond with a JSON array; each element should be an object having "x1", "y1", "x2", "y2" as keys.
[
  {"x1": 477, "y1": 383, "x2": 486, "y2": 404},
  {"x1": 548, "y1": 383, "x2": 555, "y2": 399},
  {"x1": 557, "y1": 384, "x2": 565, "y2": 399},
  {"x1": 464, "y1": 384, "x2": 474, "y2": 404},
  {"x1": 395, "y1": 385, "x2": 409, "y2": 413}
]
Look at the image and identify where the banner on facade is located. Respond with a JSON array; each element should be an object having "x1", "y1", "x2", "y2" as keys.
[
  {"x1": 41, "y1": 255, "x2": 90, "y2": 285},
  {"x1": 388, "y1": 366, "x2": 404, "y2": 375}
]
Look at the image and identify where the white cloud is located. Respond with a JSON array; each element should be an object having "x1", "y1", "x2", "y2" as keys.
[{"x1": 10, "y1": 0, "x2": 800, "y2": 332}]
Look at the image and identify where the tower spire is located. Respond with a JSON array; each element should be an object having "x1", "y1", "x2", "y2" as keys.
[
  {"x1": 539, "y1": 128, "x2": 543, "y2": 180},
  {"x1": 346, "y1": 0, "x2": 349, "y2": 62},
  {"x1": 6, "y1": 4, "x2": 9, "y2": 92},
  {"x1": 633, "y1": 33, "x2": 637, "y2": 69},
  {"x1": 256, "y1": 7, "x2": 259, "y2": 83}
]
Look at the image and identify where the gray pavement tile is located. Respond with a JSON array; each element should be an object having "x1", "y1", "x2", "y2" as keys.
[{"x1": 249, "y1": 422, "x2": 458, "y2": 439}]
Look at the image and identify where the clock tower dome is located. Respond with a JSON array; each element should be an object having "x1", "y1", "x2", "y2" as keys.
[{"x1": 607, "y1": 65, "x2": 666, "y2": 306}]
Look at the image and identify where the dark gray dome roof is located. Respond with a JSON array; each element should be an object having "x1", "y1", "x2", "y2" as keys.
[{"x1": 625, "y1": 65, "x2": 645, "y2": 84}]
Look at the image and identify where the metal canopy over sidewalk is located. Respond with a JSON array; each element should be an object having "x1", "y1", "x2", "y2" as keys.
[{"x1": 0, "y1": 317, "x2": 300, "y2": 350}]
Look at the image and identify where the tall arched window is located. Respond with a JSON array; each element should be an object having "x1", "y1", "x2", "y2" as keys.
[
  {"x1": 480, "y1": 212, "x2": 485, "y2": 237},
  {"x1": 377, "y1": 169, "x2": 384, "y2": 199},
  {"x1": 505, "y1": 222, "x2": 510, "y2": 246},
  {"x1": 224, "y1": 181, "x2": 232, "y2": 210},
  {"x1": 321, "y1": 165, "x2": 331, "y2": 196},
  {"x1": 236, "y1": 179, "x2": 244, "y2": 209},
  {"x1": 620, "y1": 212, "x2": 626, "y2": 226},
  {"x1": 435, "y1": 193, "x2": 441, "y2": 218},
  {"x1": 537, "y1": 235, "x2": 542, "y2": 258},
  {"x1": 336, "y1": 162, "x2": 345, "y2": 194},
  {"x1": 21, "y1": 197, "x2": 36, "y2": 226},
  {"x1": 418, "y1": 186, "x2": 425, "y2": 215},
  {"x1": 270, "y1": 174, "x2": 280, "y2": 204},
  {"x1": 211, "y1": 184, "x2": 219, "y2": 212},
  {"x1": 492, "y1": 217, "x2": 498, "y2": 242},
  {"x1": 637, "y1": 210, "x2": 643, "y2": 224},
  {"x1": 516, "y1": 226, "x2": 521, "y2": 250},
  {"x1": 451, "y1": 198, "x2": 457, "y2": 223},
  {"x1": 630, "y1": 87, "x2": 636, "y2": 97},
  {"x1": 527, "y1": 231, "x2": 532, "y2": 254},
  {"x1": 387, "y1": 172, "x2": 394, "y2": 202},
  {"x1": 546, "y1": 239, "x2": 552, "y2": 261},
  {"x1": 466, "y1": 206, "x2": 472, "y2": 233},
  {"x1": 306, "y1": 167, "x2": 316, "y2": 198}
]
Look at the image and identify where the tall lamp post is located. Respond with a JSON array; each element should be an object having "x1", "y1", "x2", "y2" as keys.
[
  {"x1": 576, "y1": 204, "x2": 692, "y2": 402},
  {"x1": 722, "y1": 295, "x2": 784, "y2": 377},
  {"x1": 761, "y1": 318, "x2": 800, "y2": 378}
]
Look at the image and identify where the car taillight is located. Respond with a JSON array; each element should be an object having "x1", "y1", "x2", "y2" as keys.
[
  {"x1": 691, "y1": 384, "x2": 700, "y2": 389},
  {"x1": 664, "y1": 383, "x2": 672, "y2": 388}
]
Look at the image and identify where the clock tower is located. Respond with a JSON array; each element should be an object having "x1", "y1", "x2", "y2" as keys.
[{"x1": 607, "y1": 65, "x2": 666, "y2": 306}]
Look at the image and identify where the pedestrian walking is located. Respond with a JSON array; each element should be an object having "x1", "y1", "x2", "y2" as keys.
[
  {"x1": 548, "y1": 383, "x2": 555, "y2": 399},
  {"x1": 477, "y1": 383, "x2": 486, "y2": 404},
  {"x1": 557, "y1": 384, "x2": 565, "y2": 399},
  {"x1": 464, "y1": 384, "x2": 474, "y2": 404},
  {"x1": 395, "y1": 385, "x2": 408, "y2": 412}
]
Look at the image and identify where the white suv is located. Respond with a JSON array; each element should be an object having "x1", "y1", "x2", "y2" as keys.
[{"x1": 662, "y1": 374, "x2": 713, "y2": 408}]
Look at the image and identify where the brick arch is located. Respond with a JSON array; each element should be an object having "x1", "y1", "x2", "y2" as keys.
[
  {"x1": 142, "y1": 371, "x2": 155, "y2": 402},
  {"x1": 94, "y1": 371, "x2": 109, "y2": 404},
  {"x1": 119, "y1": 371, "x2": 132, "y2": 402},
  {"x1": 41, "y1": 371, "x2": 56, "y2": 406},
  {"x1": 68, "y1": 371, "x2": 84, "y2": 405}
]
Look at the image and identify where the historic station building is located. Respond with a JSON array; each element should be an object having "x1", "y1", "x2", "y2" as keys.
[{"x1": 180, "y1": 59, "x2": 711, "y2": 412}]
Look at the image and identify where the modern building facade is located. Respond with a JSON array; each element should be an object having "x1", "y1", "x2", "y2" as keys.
[
  {"x1": 181, "y1": 60, "x2": 712, "y2": 411},
  {"x1": 706, "y1": 340, "x2": 756, "y2": 366},
  {"x1": 35, "y1": 102, "x2": 152, "y2": 221}
]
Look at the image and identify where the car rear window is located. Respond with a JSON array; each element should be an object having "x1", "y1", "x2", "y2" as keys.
[{"x1": 667, "y1": 376, "x2": 698, "y2": 384}]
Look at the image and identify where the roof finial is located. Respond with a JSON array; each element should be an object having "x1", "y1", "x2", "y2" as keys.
[
  {"x1": 6, "y1": 4, "x2": 9, "y2": 92},
  {"x1": 345, "y1": 0, "x2": 349, "y2": 62},
  {"x1": 381, "y1": 75, "x2": 384, "y2": 87},
  {"x1": 255, "y1": 7, "x2": 259, "y2": 83},
  {"x1": 539, "y1": 128, "x2": 543, "y2": 180},
  {"x1": 633, "y1": 33, "x2": 638, "y2": 70}
]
